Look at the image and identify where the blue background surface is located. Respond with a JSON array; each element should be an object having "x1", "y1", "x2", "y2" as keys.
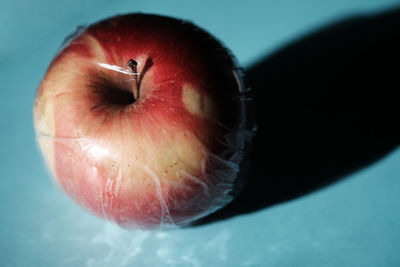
[{"x1": 1, "y1": 0, "x2": 400, "y2": 266}]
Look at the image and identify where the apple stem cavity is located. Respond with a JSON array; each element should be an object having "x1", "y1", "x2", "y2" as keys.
[{"x1": 127, "y1": 59, "x2": 140, "y2": 100}]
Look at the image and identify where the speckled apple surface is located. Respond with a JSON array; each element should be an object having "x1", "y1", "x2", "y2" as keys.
[{"x1": 1, "y1": 0, "x2": 400, "y2": 266}]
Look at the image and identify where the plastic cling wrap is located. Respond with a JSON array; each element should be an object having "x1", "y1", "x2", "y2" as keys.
[{"x1": 34, "y1": 14, "x2": 255, "y2": 229}]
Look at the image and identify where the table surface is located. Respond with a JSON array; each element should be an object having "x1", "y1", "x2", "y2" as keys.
[{"x1": 1, "y1": 0, "x2": 400, "y2": 266}]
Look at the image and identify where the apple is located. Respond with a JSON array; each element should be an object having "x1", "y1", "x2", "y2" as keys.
[{"x1": 34, "y1": 13, "x2": 253, "y2": 229}]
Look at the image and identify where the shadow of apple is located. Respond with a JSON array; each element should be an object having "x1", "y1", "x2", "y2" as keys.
[{"x1": 193, "y1": 7, "x2": 400, "y2": 226}]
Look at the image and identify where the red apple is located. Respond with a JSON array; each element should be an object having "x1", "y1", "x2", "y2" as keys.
[{"x1": 34, "y1": 13, "x2": 253, "y2": 229}]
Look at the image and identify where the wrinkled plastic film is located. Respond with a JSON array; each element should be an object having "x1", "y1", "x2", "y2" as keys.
[{"x1": 34, "y1": 14, "x2": 255, "y2": 229}]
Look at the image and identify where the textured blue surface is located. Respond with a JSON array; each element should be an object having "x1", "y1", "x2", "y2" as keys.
[{"x1": 1, "y1": 1, "x2": 400, "y2": 266}]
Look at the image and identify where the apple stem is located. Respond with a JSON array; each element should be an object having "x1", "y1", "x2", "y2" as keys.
[{"x1": 127, "y1": 59, "x2": 139, "y2": 100}]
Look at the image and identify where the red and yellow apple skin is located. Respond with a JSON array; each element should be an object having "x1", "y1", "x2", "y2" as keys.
[{"x1": 34, "y1": 14, "x2": 252, "y2": 229}]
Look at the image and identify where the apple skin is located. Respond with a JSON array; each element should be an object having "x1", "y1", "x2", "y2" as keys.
[{"x1": 34, "y1": 14, "x2": 253, "y2": 229}]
